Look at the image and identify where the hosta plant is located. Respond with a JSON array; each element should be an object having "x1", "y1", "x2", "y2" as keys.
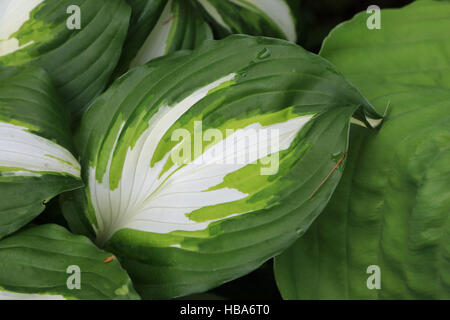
[
  {"x1": 115, "y1": 0, "x2": 212, "y2": 75},
  {"x1": 115, "y1": 0, "x2": 298, "y2": 75},
  {"x1": 275, "y1": 0, "x2": 450, "y2": 299},
  {"x1": 0, "y1": 66, "x2": 82, "y2": 239},
  {"x1": 1, "y1": 0, "x2": 447, "y2": 302},
  {"x1": 196, "y1": 0, "x2": 297, "y2": 42},
  {"x1": 0, "y1": 0, "x2": 131, "y2": 119},
  {"x1": 0, "y1": 224, "x2": 139, "y2": 300},
  {"x1": 63, "y1": 35, "x2": 382, "y2": 298}
]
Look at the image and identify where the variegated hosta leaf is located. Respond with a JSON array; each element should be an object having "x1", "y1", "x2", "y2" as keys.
[
  {"x1": 275, "y1": 0, "x2": 450, "y2": 299},
  {"x1": 0, "y1": 0, "x2": 131, "y2": 119},
  {"x1": 112, "y1": 0, "x2": 167, "y2": 77},
  {"x1": 0, "y1": 66, "x2": 82, "y2": 239},
  {"x1": 0, "y1": 224, "x2": 139, "y2": 300},
  {"x1": 64, "y1": 35, "x2": 381, "y2": 299},
  {"x1": 197, "y1": 0, "x2": 297, "y2": 42},
  {"x1": 115, "y1": 0, "x2": 213, "y2": 76}
]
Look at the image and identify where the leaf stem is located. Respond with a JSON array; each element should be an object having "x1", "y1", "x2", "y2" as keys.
[{"x1": 308, "y1": 152, "x2": 346, "y2": 200}]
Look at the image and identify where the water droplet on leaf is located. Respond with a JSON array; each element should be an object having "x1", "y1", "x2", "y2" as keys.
[{"x1": 257, "y1": 48, "x2": 271, "y2": 60}]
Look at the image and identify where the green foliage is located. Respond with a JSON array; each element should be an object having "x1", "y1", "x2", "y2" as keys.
[
  {"x1": 275, "y1": 0, "x2": 450, "y2": 299},
  {"x1": 0, "y1": 66, "x2": 82, "y2": 240},
  {"x1": 0, "y1": 224, "x2": 139, "y2": 299},
  {"x1": 66, "y1": 35, "x2": 380, "y2": 298},
  {"x1": 0, "y1": 0, "x2": 131, "y2": 120},
  {"x1": 0, "y1": 0, "x2": 448, "y2": 301}
]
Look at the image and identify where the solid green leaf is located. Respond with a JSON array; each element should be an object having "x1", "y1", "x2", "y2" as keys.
[
  {"x1": 0, "y1": 0, "x2": 131, "y2": 119},
  {"x1": 0, "y1": 66, "x2": 82, "y2": 240},
  {"x1": 0, "y1": 224, "x2": 139, "y2": 300},
  {"x1": 275, "y1": 0, "x2": 450, "y2": 299},
  {"x1": 63, "y1": 35, "x2": 381, "y2": 299}
]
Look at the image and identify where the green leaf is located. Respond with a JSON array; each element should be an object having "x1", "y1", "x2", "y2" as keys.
[
  {"x1": 116, "y1": 0, "x2": 213, "y2": 75},
  {"x1": 197, "y1": 0, "x2": 297, "y2": 42},
  {"x1": 275, "y1": 0, "x2": 450, "y2": 299},
  {"x1": 0, "y1": 224, "x2": 139, "y2": 300},
  {"x1": 0, "y1": 66, "x2": 82, "y2": 240},
  {"x1": 0, "y1": 0, "x2": 131, "y2": 119},
  {"x1": 64, "y1": 35, "x2": 381, "y2": 299},
  {"x1": 112, "y1": 0, "x2": 167, "y2": 77}
]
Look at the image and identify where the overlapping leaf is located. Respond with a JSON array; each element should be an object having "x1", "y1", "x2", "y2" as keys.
[
  {"x1": 0, "y1": 0, "x2": 131, "y2": 119},
  {"x1": 0, "y1": 224, "x2": 139, "y2": 300},
  {"x1": 115, "y1": 0, "x2": 213, "y2": 76},
  {"x1": 275, "y1": 0, "x2": 450, "y2": 299},
  {"x1": 62, "y1": 35, "x2": 381, "y2": 298},
  {"x1": 0, "y1": 66, "x2": 82, "y2": 240},
  {"x1": 115, "y1": 0, "x2": 299, "y2": 76},
  {"x1": 197, "y1": 0, "x2": 297, "y2": 42}
]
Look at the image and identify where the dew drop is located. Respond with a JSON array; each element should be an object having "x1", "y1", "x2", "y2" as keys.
[{"x1": 256, "y1": 48, "x2": 271, "y2": 60}]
